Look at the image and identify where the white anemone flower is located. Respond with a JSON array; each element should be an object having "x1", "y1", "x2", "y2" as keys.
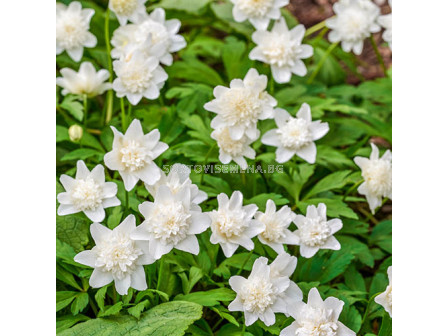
[
  {"x1": 109, "y1": 0, "x2": 147, "y2": 26},
  {"x1": 280, "y1": 287, "x2": 356, "y2": 336},
  {"x1": 211, "y1": 127, "x2": 257, "y2": 170},
  {"x1": 205, "y1": 68, "x2": 276, "y2": 141},
  {"x1": 228, "y1": 256, "x2": 293, "y2": 326},
  {"x1": 249, "y1": 17, "x2": 313, "y2": 83},
  {"x1": 56, "y1": 62, "x2": 112, "y2": 97},
  {"x1": 56, "y1": 1, "x2": 97, "y2": 62},
  {"x1": 261, "y1": 104, "x2": 329, "y2": 164},
  {"x1": 293, "y1": 203, "x2": 342, "y2": 258},
  {"x1": 145, "y1": 163, "x2": 207, "y2": 206},
  {"x1": 326, "y1": 0, "x2": 381, "y2": 55},
  {"x1": 104, "y1": 119, "x2": 168, "y2": 191},
  {"x1": 377, "y1": 1, "x2": 392, "y2": 49},
  {"x1": 57, "y1": 160, "x2": 120, "y2": 222},
  {"x1": 354, "y1": 143, "x2": 392, "y2": 213},
  {"x1": 208, "y1": 191, "x2": 265, "y2": 257},
  {"x1": 230, "y1": 0, "x2": 289, "y2": 30},
  {"x1": 375, "y1": 266, "x2": 392, "y2": 317},
  {"x1": 112, "y1": 50, "x2": 168, "y2": 105},
  {"x1": 255, "y1": 200, "x2": 299, "y2": 254},
  {"x1": 131, "y1": 185, "x2": 210, "y2": 260},
  {"x1": 74, "y1": 215, "x2": 154, "y2": 295}
]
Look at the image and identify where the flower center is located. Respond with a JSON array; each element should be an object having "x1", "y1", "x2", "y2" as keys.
[
  {"x1": 277, "y1": 118, "x2": 312, "y2": 150},
  {"x1": 119, "y1": 60, "x2": 153, "y2": 94},
  {"x1": 297, "y1": 218, "x2": 331, "y2": 247},
  {"x1": 241, "y1": 277, "x2": 275, "y2": 313},
  {"x1": 138, "y1": 20, "x2": 169, "y2": 46},
  {"x1": 238, "y1": 0, "x2": 273, "y2": 17},
  {"x1": 120, "y1": 140, "x2": 148, "y2": 171},
  {"x1": 363, "y1": 159, "x2": 392, "y2": 196},
  {"x1": 71, "y1": 178, "x2": 102, "y2": 211},
  {"x1": 215, "y1": 210, "x2": 247, "y2": 238},
  {"x1": 296, "y1": 307, "x2": 338, "y2": 336},
  {"x1": 148, "y1": 201, "x2": 191, "y2": 245},
  {"x1": 94, "y1": 232, "x2": 143, "y2": 280},
  {"x1": 262, "y1": 36, "x2": 297, "y2": 67},
  {"x1": 220, "y1": 87, "x2": 262, "y2": 127},
  {"x1": 338, "y1": 8, "x2": 370, "y2": 41},
  {"x1": 111, "y1": 0, "x2": 139, "y2": 16},
  {"x1": 259, "y1": 214, "x2": 286, "y2": 242},
  {"x1": 56, "y1": 14, "x2": 88, "y2": 50},
  {"x1": 214, "y1": 128, "x2": 245, "y2": 156}
]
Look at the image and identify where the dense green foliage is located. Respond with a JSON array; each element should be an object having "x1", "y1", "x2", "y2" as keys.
[{"x1": 56, "y1": 0, "x2": 392, "y2": 335}]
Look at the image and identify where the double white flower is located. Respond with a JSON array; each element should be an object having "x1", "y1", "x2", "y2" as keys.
[
  {"x1": 230, "y1": 0, "x2": 290, "y2": 30},
  {"x1": 131, "y1": 185, "x2": 210, "y2": 260},
  {"x1": 256, "y1": 200, "x2": 299, "y2": 254},
  {"x1": 74, "y1": 215, "x2": 154, "y2": 295},
  {"x1": 375, "y1": 266, "x2": 392, "y2": 317},
  {"x1": 280, "y1": 287, "x2": 355, "y2": 336},
  {"x1": 249, "y1": 17, "x2": 313, "y2": 83},
  {"x1": 109, "y1": 0, "x2": 148, "y2": 26},
  {"x1": 294, "y1": 203, "x2": 342, "y2": 258},
  {"x1": 208, "y1": 191, "x2": 264, "y2": 257},
  {"x1": 56, "y1": 62, "x2": 112, "y2": 97},
  {"x1": 104, "y1": 119, "x2": 168, "y2": 191},
  {"x1": 354, "y1": 143, "x2": 392, "y2": 213},
  {"x1": 261, "y1": 103, "x2": 329, "y2": 164},
  {"x1": 56, "y1": 1, "x2": 97, "y2": 62},
  {"x1": 378, "y1": 0, "x2": 392, "y2": 49},
  {"x1": 326, "y1": 0, "x2": 381, "y2": 55},
  {"x1": 57, "y1": 160, "x2": 120, "y2": 222},
  {"x1": 229, "y1": 253, "x2": 303, "y2": 326}
]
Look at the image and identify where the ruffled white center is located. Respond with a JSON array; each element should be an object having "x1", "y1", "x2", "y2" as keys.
[
  {"x1": 120, "y1": 140, "x2": 147, "y2": 171},
  {"x1": 363, "y1": 159, "x2": 392, "y2": 196},
  {"x1": 241, "y1": 277, "x2": 275, "y2": 313},
  {"x1": 297, "y1": 217, "x2": 331, "y2": 247},
  {"x1": 296, "y1": 307, "x2": 338, "y2": 336},
  {"x1": 71, "y1": 178, "x2": 102, "y2": 211},
  {"x1": 261, "y1": 36, "x2": 299, "y2": 67},
  {"x1": 214, "y1": 128, "x2": 245, "y2": 156},
  {"x1": 336, "y1": 8, "x2": 371, "y2": 41},
  {"x1": 259, "y1": 214, "x2": 286, "y2": 242},
  {"x1": 111, "y1": 0, "x2": 139, "y2": 16},
  {"x1": 215, "y1": 210, "x2": 247, "y2": 238},
  {"x1": 237, "y1": 0, "x2": 273, "y2": 17},
  {"x1": 137, "y1": 20, "x2": 169, "y2": 46},
  {"x1": 94, "y1": 232, "x2": 143, "y2": 280},
  {"x1": 149, "y1": 201, "x2": 191, "y2": 245},
  {"x1": 118, "y1": 58, "x2": 153, "y2": 94},
  {"x1": 220, "y1": 88, "x2": 262, "y2": 126},
  {"x1": 277, "y1": 118, "x2": 312, "y2": 150},
  {"x1": 56, "y1": 12, "x2": 89, "y2": 50}
]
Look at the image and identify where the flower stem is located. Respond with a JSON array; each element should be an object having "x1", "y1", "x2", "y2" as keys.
[
  {"x1": 83, "y1": 94, "x2": 88, "y2": 128},
  {"x1": 307, "y1": 42, "x2": 339, "y2": 84},
  {"x1": 305, "y1": 20, "x2": 328, "y2": 37},
  {"x1": 343, "y1": 180, "x2": 363, "y2": 201},
  {"x1": 370, "y1": 35, "x2": 388, "y2": 77},
  {"x1": 360, "y1": 293, "x2": 380, "y2": 332},
  {"x1": 105, "y1": 8, "x2": 114, "y2": 125},
  {"x1": 237, "y1": 250, "x2": 253, "y2": 275},
  {"x1": 200, "y1": 143, "x2": 216, "y2": 185},
  {"x1": 120, "y1": 97, "x2": 127, "y2": 130}
]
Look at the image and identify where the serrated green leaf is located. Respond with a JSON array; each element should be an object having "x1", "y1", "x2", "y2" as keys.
[
  {"x1": 174, "y1": 288, "x2": 236, "y2": 307},
  {"x1": 71, "y1": 292, "x2": 89, "y2": 315},
  {"x1": 61, "y1": 148, "x2": 103, "y2": 162},
  {"x1": 60, "y1": 95, "x2": 84, "y2": 121},
  {"x1": 56, "y1": 215, "x2": 90, "y2": 252}
]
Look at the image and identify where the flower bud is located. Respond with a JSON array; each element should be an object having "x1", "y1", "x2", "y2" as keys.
[{"x1": 68, "y1": 125, "x2": 83, "y2": 143}]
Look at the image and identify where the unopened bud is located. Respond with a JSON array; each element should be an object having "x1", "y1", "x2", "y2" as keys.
[{"x1": 69, "y1": 125, "x2": 83, "y2": 143}]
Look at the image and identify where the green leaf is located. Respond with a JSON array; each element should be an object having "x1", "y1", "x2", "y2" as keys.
[
  {"x1": 56, "y1": 315, "x2": 89, "y2": 334},
  {"x1": 79, "y1": 132, "x2": 104, "y2": 151},
  {"x1": 378, "y1": 313, "x2": 392, "y2": 336},
  {"x1": 245, "y1": 193, "x2": 289, "y2": 209},
  {"x1": 174, "y1": 288, "x2": 236, "y2": 307},
  {"x1": 107, "y1": 207, "x2": 123, "y2": 230},
  {"x1": 128, "y1": 300, "x2": 150, "y2": 320},
  {"x1": 369, "y1": 220, "x2": 392, "y2": 253},
  {"x1": 304, "y1": 170, "x2": 351, "y2": 199},
  {"x1": 56, "y1": 264, "x2": 82, "y2": 291},
  {"x1": 61, "y1": 148, "x2": 104, "y2": 161},
  {"x1": 60, "y1": 95, "x2": 84, "y2": 121},
  {"x1": 94, "y1": 285, "x2": 109, "y2": 311},
  {"x1": 210, "y1": 306, "x2": 239, "y2": 327},
  {"x1": 56, "y1": 215, "x2": 90, "y2": 252},
  {"x1": 57, "y1": 125, "x2": 70, "y2": 142},
  {"x1": 222, "y1": 36, "x2": 251, "y2": 80},
  {"x1": 298, "y1": 198, "x2": 358, "y2": 219},
  {"x1": 71, "y1": 292, "x2": 89, "y2": 315},
  {"x1": 97, "y1": 302, "x2": 123, "y2": 317},
  {"x1": 57, "y1": 291, "x2": 78, "y2": 312},
  {"x1": 339, "y1": 305, "x2": 362, "y2": 333},
  {"x1": 167, "y1": 59, "x2": 224, "y2": 86},
  {"x1": 59, "y1": 301, "x2": 203, "y2": 336},
  {"x1": 156, "y1": 0, "x2": 211, "y2": 14}
]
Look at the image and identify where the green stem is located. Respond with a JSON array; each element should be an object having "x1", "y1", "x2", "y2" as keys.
[
  {"x1": 125, "y1": 190, "x2": 129, "y2": 211},
  {"x1": 83, "y1": 94, "x2": 88, "y2": 128},
  {"x1": 305, "y1": 20, "x2": 328, "y2": 37},
  {"x1": 241, "y1": 323, "x2": 246, "y2": 334},
  {"x1": 360, "y1": 293, "x2": 380, "y2": 332},
  {"x1": 237, "y1": 250, "x2": 253, "y2": 275},
  {"x1": 200, "y1": 144, "x2": 216, "y2": 185},
  {"x1": 105, "y1": 8, "x2": 114, "y2": 124},
  {"x1": 307, "y1": 42, "x2": 339, "y2": 84},
  {"x1": 120, "y1": 97, "x2": 127, "y2": 130},
  {"x1": 343, "y1": 180, "x2": 363, "y2": 201},
  {"x1": 268, "y1": 75, "x2": 275, "y2": 95},
  {"x1": 370, "y1": 35, "x2": 388, "y2": 77},
  {"x1": 89, "y1": 296, "x2": 98, "y2": 316},
  {"x1": 156, "y1": 256, "x2": 165, "y2": 305}
]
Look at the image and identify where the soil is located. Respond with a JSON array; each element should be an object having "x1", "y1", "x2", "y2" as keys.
[{"x1": 288, "y1": 0, "x2": 392, "y2": 84}]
